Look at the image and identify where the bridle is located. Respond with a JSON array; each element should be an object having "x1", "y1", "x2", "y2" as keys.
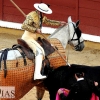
[
  {"x1": 66, "y1": 22, "x2": 84, "y2": 64},
  {"x1": 68, "y1": 23, "x2": 84, "y2": 49}
]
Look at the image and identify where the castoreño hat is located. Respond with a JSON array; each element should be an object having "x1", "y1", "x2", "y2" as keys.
[{"x1": 34, "y1": 3, "x2": 52, "y2": 14}]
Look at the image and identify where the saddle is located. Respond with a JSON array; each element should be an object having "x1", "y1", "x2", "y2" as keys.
[
  {"x1": 17, "y1": 37, "x2": 55, "y2": 58},
  {"x1": 17, "y1": 39, "x2": 35, "y2": 60}
]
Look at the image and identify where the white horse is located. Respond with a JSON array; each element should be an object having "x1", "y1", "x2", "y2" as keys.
[{"x1": 0, "y1": 16, "x2": 84, "y2": 100}]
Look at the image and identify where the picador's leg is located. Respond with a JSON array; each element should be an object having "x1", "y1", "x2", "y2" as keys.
[{"x1": 36, "y1": 86, "x2": 45, "y2": 100}]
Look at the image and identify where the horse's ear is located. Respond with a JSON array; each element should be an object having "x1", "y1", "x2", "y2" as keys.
[
  {"x1": 76, "y1": 20, "x2": 80, "y2": 27},
  {"x1": 68, "y1": 16, "x2": 72, "y2": 23}
]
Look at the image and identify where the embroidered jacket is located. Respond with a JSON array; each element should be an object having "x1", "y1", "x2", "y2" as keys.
[{"x1": 21, "y1": 10, "x2": 61, "y2": 33}]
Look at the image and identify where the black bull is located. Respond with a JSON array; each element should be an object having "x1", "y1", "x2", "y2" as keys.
[{"x1": 43, "y1": 64, "x2": 100, "y2": 100}]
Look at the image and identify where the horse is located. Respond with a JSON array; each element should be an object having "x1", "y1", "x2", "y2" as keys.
[
  {"x1": 43, "y1": 64, "x2": 100, "y2": 100},
  {"x1": 0, "y1": 16, "x2": 84, "y2": 100}
]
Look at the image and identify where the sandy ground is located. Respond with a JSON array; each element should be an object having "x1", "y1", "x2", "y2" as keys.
[{"x1": 0, "y1": 33, "x2": 100, "y2": 100}]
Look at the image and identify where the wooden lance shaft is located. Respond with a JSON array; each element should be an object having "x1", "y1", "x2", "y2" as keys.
[
  {"x1": 10, "y1": 0, "x2": 26, "y2": 17},
  {"x1": 10, "y1": 0, "x2": 67, "y2": 63}
]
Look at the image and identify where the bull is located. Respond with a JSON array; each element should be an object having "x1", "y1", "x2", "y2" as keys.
[{"x1": 43, "y1": 64, "x2": 100, "y2": 100}]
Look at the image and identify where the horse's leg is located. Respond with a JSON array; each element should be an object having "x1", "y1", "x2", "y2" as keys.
[{"x1": 36, "y1": 86, "x2": 45, "y2": 100}]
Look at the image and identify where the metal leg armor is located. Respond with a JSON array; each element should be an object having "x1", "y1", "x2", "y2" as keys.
[{"x1": 34, "y1": 47, "x2": 46, "y2": 80}]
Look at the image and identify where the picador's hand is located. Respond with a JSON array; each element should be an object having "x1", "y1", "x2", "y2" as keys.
[
  {"x1": 60, "y1": 21, "x2": 67, "y2": 26},
  {"x1": 36, "y1": 29, "x2": 41, "y2": 33}
]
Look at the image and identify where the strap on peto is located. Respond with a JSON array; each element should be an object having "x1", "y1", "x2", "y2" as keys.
[
  {"x1": 12, "y1": 44, "x2": 27, "y2": 66},
  {"x1": 0, "y1": 48, "x2": 10, "y2": 78}
]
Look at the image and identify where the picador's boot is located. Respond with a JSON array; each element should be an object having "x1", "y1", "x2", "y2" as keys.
[{"x1": 34, "y1": 55, "x2": 46, "y2": 80}]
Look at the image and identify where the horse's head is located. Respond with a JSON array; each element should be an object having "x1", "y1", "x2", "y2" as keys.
[{"x1": 67, "y1": 16, "x2": 84, "y2": 51}]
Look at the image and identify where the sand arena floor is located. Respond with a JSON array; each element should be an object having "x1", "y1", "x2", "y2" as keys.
[{"x1": 0, "y1": 33, "x2": 100, "y2": 100}]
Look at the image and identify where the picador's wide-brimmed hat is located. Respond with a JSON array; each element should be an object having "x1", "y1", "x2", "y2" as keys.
[{"x1": 34, "y1": 3, "x2": 52, "y2": 14}]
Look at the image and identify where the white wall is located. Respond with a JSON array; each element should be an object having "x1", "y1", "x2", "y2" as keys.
[{"x1": 0, "y1": 20, "x2": 100, "y2": 43}]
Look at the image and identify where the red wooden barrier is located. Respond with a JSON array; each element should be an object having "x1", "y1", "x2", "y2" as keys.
[{"x1": 0, "y1": 0, "x2": 100, "y2": 36}]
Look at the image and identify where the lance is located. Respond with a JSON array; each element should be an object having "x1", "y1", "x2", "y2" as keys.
[{"x1": 10, "y1": 0, "x2": 67, "y2": 63}]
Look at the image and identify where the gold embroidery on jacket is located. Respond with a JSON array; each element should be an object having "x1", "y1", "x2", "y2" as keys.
[{"x1": 21, "y1": 11, "x2": 61, "y2": 33}]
